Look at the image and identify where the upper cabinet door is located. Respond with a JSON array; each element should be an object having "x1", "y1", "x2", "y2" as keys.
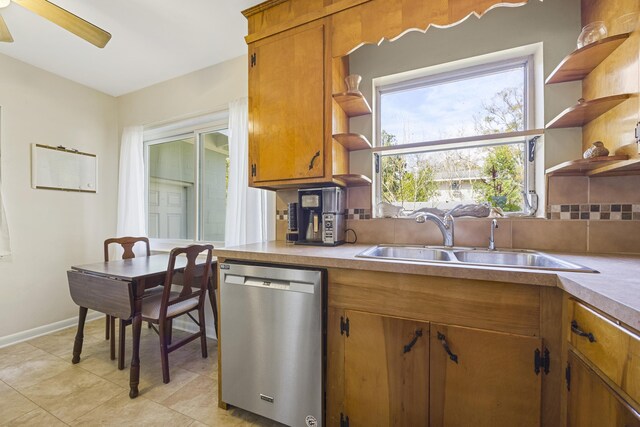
[
  {"x1": 429, "y1": 323, "x2": 542, "y2": 427},
  {"x1": 248, "y1": 23, "x2": 325, "y2": 184}
]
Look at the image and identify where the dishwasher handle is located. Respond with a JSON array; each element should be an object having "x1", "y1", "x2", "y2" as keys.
[{"x1": 224, "y1": 274, "x2": 316, "y2": 294}]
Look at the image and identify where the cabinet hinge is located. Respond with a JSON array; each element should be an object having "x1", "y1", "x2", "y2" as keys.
[
  {"x1": 565, "y1": 362, "x2": 571, "y2": 391},
  {"x1": 251, "y1": 163, "x2": 256, "y2": 177},
  {"x1": 340, "y1": 316, "x2": 349, "y2": 337},
  {"x1": 340, "y1": 413, "x2": 350, "y2": 427},
  {"x1": 250, "y1": 53, "x2": 256, "y2": 68},
  {"x1": 534, "y1": 348, "x2": 550, "y2": 375}
]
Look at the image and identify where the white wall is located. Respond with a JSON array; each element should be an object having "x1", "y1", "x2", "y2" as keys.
[
  {"x1": 117, "y1": 55, "x2": 248, "y2": 129},
  {"x1": 0, "y1": 53, "x2": 256, "y2": 341},
  {"x1": 0, "y1": 53, "x2": 119, "y2": 338}
]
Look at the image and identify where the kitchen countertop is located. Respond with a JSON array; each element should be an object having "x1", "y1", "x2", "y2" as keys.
[{"x1": 213, "y1": 241, "x2": 640, "y2": 331}]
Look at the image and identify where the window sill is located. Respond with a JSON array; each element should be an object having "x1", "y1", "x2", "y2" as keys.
[{"x1": 150, "y1": 238, "x2": 224, "y2": 253}]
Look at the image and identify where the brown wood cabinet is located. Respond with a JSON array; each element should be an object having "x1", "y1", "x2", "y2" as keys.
[
  {"x1": 327, "y1": 268, "x2": 555, "y2": 426},
  {"x1": 430, "y1": 324, "x2": 542, "y2": 427},
  {"x1": 343, "y1": 310, "x2": 429, "y2": 426},
  {"x1": 564, "y1": 299, "x2": 640, "y2": 426},
  {"x1": 567, "y1": 350, "x2": 640, "y2": 427},
  {"x1": 248, "y1": 22, "x2": 326, "y2": 185},
  {"x1": 333, "y1": 311, "x2": 544, "y2": 427}
]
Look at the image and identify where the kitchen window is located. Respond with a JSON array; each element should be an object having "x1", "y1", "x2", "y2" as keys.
[
  {"x1": 373, "y1": 53, "x2": 541, "y2": 215},
  {"x1": 144, "y1": 112, "x2": 229, "y2": 244}
]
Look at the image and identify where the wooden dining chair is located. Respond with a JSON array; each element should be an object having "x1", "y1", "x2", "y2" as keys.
[
  {"x1": 141, "y1": 244, "x2": 213, "y2": 384},
  {"x1": 103, "y1": 236, "x2": 151, "y2": 365}
]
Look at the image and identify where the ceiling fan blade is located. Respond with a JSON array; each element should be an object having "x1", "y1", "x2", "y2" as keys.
[
  {"x1": 13, "y1": 0, "x2": 111, "y2": 48},
  {"x1": 0, "y1": 15, "x2": 14, "y2": 43}
]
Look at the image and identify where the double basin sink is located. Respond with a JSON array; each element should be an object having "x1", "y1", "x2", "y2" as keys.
[{"x1": 356, "y1": 245, "x2": 596, "y2": 273}]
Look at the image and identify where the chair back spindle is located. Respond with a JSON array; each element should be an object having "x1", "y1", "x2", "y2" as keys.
[{"x1": 159, "y1": 244, "x2": 213, "y2": 323}]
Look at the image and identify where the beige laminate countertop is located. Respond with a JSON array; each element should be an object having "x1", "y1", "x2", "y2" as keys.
[{"x1": 213, "y1": 241, "x2": 640, "y2": 331}]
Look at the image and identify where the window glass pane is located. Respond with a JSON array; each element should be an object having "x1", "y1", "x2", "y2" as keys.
[
  {"x1": 147, "y1": 137, "x2": 195, "y2": 239},
  {"x1": 200, "y1": 130, "x2": 229, "y2": 242},
  {"x1": 380, "y1": 66, "x2": 525, "y2": 145},
  {"x1": 381, "y1": 142, "x2": 525, "y2": 212}
]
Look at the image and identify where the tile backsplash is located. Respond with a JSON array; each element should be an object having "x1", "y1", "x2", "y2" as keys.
[{"x1": 272, "y1": 177, "x2": 640, "y2": 254}]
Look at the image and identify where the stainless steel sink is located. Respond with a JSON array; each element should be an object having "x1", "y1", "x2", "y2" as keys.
[
  {"x1": 453, "y1": 249, "x2": 596, "y2": 272},
  {"x1": 356, "y1": 245, "x2": 596, "y2": 272},
  {"x1": 357, "y1": 245, "x2": 453, "y2": 262}
]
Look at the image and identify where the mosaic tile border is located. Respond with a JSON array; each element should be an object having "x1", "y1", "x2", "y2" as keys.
[
  {"x1": 346, "y1": 208, "x2": 371, "y2": 220},
  {"x1": 276, "y1": 208, "x2": 372, "y2": 221},
  {"x1": 547, "y1": 204, "x2": 640, "y2": 220}
]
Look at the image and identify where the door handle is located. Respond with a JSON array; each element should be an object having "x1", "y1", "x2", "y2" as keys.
[
  {"x1": 437, "y1": 332, "x2": 458, "y2": 363},
  {"x1": 571, "y1": 320, "x2": 596, "y2": 343},
  {"x1": 403, "y1": 329, "x2": 423, "y2": 354},
  {"x1": 308, "y1": 151, "x2": 320, "y2": 170}
]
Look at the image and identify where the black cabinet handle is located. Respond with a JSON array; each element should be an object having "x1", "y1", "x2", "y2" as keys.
[
  {"x1": 403, "y1": 329, "x2": 423, "y2": 354},
  {"x1": 571, "y1": 320, "x2": 596, "y2": 343},
  {"x1": 308, "y1": 151, "x2": 320, "y2": 170},
  {"x1": 437, "y1": 332, "x2": 458, "y2": 364}
]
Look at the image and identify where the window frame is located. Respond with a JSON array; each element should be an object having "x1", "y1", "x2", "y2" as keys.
[
  {"x1": 143, "y1": 112, "x2": 229, "y2": 247},
  {"x1": 372, "y1": 52, "x2": 538, "y2": 216}
]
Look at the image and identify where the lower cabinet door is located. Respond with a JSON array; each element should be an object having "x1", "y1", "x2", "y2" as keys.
[
  {"x1": 568, "y1": 350, "x2": 640, "y2": 427},
  {"x1": 429, "y1": 323, "x2": 542, "y2": 427},
  {"x1": 344, "y1": 310, "x2": 430, "y2": 426}
]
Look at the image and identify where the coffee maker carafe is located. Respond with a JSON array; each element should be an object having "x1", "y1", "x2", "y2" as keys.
[{"x1": 296, "y1": 187, "x2": 346, "y2": 246}]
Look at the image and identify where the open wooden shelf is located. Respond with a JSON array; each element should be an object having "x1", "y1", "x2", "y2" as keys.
[
  {"x1": 333, "y1": 133, "x2": 372, "y2": 151},
  {"x1": 545, "y1": 94, "x2": 631, "y2": 129},
  {"x1": 332, "y1": 92, "x2": 372, "y2": 117},
  {"x1": 588, "y1": 157, "x2": 640, "y2": 177},
  {"x1": 546, "y1": 155, "x2": 629, "y2": 176},
  {"x1": 546, "y1": 33, "x2": 631, "y2": 84},
  {"x1": 333, "y1": 174, "x2": 372, "y2": 186}
]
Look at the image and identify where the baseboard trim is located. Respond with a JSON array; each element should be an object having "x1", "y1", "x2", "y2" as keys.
[{"x1": 0, "y1": 311, "x2": 103, "y2": 349}]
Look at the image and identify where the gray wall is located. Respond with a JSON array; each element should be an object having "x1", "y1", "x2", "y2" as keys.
[{"x1": 348, "y1": 0, "x2": 583, "y2": 177}]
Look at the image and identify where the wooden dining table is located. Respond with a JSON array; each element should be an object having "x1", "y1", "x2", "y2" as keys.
[{"x1": 67, "y1": 253, "x2": 217, "y2": 398}]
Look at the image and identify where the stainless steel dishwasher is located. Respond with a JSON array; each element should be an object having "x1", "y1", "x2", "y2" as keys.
[{"x1": 220, "y1": 262, "x2": 325, "y2": 427}]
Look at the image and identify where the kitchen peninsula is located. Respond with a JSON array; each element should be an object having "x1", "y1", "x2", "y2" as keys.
[{"x1": 214, "y1": 242, "x2": 640, "y2": 426}]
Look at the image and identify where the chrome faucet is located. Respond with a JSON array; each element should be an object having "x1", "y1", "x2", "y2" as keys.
[
  {"x1": 489, "y1": 219, "x2": 498, "y2": 251},
  {"x1": 415, "y1": 205, "x2": 462, "y2": 248}
]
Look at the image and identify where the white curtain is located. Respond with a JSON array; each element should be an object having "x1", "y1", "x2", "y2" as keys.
[
  {"x1": 117, "y1": 126, "x2": 146, "y2": 240},
  {"x1": 225, "y1": 98, "x2": 269, "y2": 247},
  {"x1": 0, "y1": 183, "x2": 10, "y2": 257}
]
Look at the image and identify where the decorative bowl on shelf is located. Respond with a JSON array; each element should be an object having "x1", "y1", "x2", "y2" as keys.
[{"x1": 577, "y1": 21, "x2": 608, "y2": 48}]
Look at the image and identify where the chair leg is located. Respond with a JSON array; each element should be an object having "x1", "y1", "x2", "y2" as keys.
[
  {"x1": 105, "y1": 315, "x2": 110, "y2": 340},
  {"x1": 167, "y1": 319, "x2": 172, "y2": 345},
  {"x1": 118, "y1": 319, "x2": 126, "y2": 370},
  {"x1": 109, "y1": 316, "x2": 116, "y2": 360},
  {"x1": 159, "y1": 320, "x2": 170, "y2": 384},
  {"x1": 199, "y1": 307, "x2": 208, "y2": 359}
]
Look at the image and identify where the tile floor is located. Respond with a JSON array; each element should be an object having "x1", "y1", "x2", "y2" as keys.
[{"x1": 0, "y1": 319, "x2": 281, "y2": 426}]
